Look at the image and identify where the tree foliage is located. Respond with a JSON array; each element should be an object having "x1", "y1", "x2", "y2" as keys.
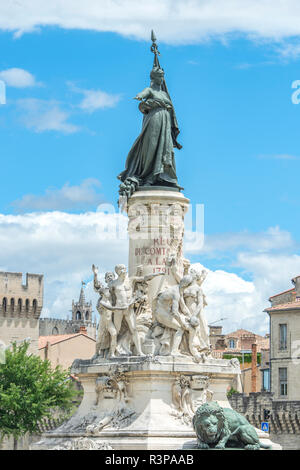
[
  {"x1": 227, "y1": 387, "x2": 239, "y2": 398},
  {"x1": 0, "y1": 341, "x2": 77, "y2": 441}
]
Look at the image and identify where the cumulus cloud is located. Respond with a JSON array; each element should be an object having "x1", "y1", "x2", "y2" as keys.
[
  {"x1": 17, "y1": 98, "x2": 79, "y2": 134},
  {"x1": 0, "y1": 210, "x2": 128, "y2": 321},
  {"x1": 0, "y1": 208, "x2": 298, "y2": 334},
  {"x1": 186, "y1": 226, "x2": 299, "y2": 333},
  {"x1": 1, "y1": 0, "x2": 300, "y2": 46},
  {"x1": 236, "y1": 252, "x2": 300, "y2": 300},
  {"x1": 79, "y1": 89, "x2": 121, "y2": 113},
  {"x1": 12, "y1": 179, "x2": 104, "y2": 212},
  {"x1": 185, "y1": 226, "x2": 294, "y2": 256},
  {"x1": 0, "y1": 68, "x2": 40, "y2": 88},
  {"x1": 68, "y1": 83, "x2": 121, "y2": 113},
  {"x1": 191, "y1": 262, "x2": 263, "y2": 333},
  {"x1": 277, "y1": 41, "x2": 300, "y2": 59},
  {"x1": 192, "y1": 250, "x2": 300, "y2": 335}
]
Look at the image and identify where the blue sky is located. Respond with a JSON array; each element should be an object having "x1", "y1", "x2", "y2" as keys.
[
  {"x1": 1, "y1": 0, "x2": 300, "y2": 333},
  {"x1": 1, "y1": 29, "x2": 300, "y2": 233}
]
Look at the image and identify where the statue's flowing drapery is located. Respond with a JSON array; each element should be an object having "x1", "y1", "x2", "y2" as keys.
[{"x1": 118, "y1": 93, "x2": 180, "y2": 187}]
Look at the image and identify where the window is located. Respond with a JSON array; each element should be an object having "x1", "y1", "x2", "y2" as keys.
[
  {"x1": 279, "y1": 324, "x2": 287, "y2": 350},
  {"x1": 229, "y1": 339, "x2": 235, "y2": 349},
  {"x1": 279, "y1": 367, "x2": 287, "y2": 396},
  {"x1": 33, "y1": 299, "x2": 37, "y2": 314},
  {"x1": 85, "y1": 311, "x2": 89, "y2": 321},
  {"x1": 76, "y1": 311, "x2": 81, "y2": 320},
  {"x1": 2, "y1": 297, "x2": 7, "y2": 313},
  {"x1": 18, "y1": 298, "x2": 22, "y2": 313},
  {"x1": 262, "y1": 369, "x2": 270, "y2": 391}
]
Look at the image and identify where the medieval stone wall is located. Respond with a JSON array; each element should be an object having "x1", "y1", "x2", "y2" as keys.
[
  {"x1": 229, "y1": 392, "x2": 300, "y2": 450},
  {"x1": 0, "y1": 272, "x2": 43, "y2": 354},
  {"x1": 39, "y1": 317, "x2": 97, "y2": 339}
]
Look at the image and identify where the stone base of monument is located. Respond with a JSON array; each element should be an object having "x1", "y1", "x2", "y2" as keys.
[{"x1": 31, "y1": 355, "x2": 280, "y2": 450}]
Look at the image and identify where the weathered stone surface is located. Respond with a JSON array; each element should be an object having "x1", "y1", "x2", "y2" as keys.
[{"x1": 32, "y1": 355, "x2": 245, "y2": 450}]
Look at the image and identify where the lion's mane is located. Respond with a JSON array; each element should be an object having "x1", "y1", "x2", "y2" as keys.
[{"x1": 192, "y1": 402, "x2": 228, "y2": 445}]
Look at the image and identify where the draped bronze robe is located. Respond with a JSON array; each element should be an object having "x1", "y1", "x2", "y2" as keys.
[{"x1": 118, "y1": 87, "x2": 181, "y2": 187}]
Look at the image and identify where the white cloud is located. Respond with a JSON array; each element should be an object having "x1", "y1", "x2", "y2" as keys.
[
  {"x1": 0, "y1": 210, "x2": 128, "y2": 321},
  {"x1": 236, "y1": 252, "x2": 300, "y2": 300},
  {"x1": 69, "y1": 85, "x2": 121, "y2": 113},
  {"x1": 17, "y1": 98, "x2": 79, "y2": 133},
  {"x1": 186, "y1": 226, "x2": 299, "y2": 334},
  {"x1": 277, "y1": 42, "x2": 300, "y2": 59},
  {"x1": 185, "y1": 226, "x2": 294, "y2": 256},
  {"x1": 192, "y1": 252, "x2": 300, "y2": 335},
  {"x1": 0, "y1": 68, "x2": 40, "y2": 88},
  {"x1": 191, "y1": 262, "x2": 264, "y2": 334},
  {"x1": 1, "y1": 0, "x2": 300, "y2": 45},
  {"x1": 0, "y1": 207, "x2": 298, "y2": 335},
  {"x1": 12, "y1": 179, "x2": 104, "y2": 212}
]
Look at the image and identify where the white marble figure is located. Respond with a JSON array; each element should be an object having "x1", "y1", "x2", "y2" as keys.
[
  {"x1": 93, "y1": 266, "x2": 122, "y2": 358},
  {"x1": 116, "y1": 266, "x2": 164, "y2": 354},
  {"x1": 182, "y1": 269, "x2": 210, "y2": 354},
  {"x1": 92, "y1": 255, "x2": 210, "y2": 362},
  {"x1": 154, "y1": 276, "x2": 191, "y2": 356},
  {"x1": 131, "y1": 265, "x2": 165, "y2": 316},
  {"x1": 108, "y1": 264, "x2": 145, "y2": 356},
  {"x1": 153, "y1": 253, "x2": 211, "y2": 361}
]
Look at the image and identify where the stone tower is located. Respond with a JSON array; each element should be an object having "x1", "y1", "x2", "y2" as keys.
[
  {"x1": 39, "y1": 283, "x2": 97, "y2": 339},
  {"x1": 71, "y1": 283, "x2": 96, "y2": 338},
  {"x1": 72, "y1": 282, "x2": 92, "y2": 323},
  {"x1": 0, "y1": 271, "x2": 43, "y2": 354}
]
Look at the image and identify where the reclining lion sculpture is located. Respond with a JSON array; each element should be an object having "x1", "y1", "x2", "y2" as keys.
[{"x1": 192, "y1": 401, "x2": 271, "y2": 450}]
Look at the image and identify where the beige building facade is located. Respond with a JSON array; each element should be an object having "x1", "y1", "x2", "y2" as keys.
[
  {"x1": 209, "y1": 326, "x2": 270, "y2": 394},
  {"x1": 265, "y1": 275, "x2": 300, "y2": 401},
  {"x1": 0, "y1": 271, "x2": 43, "y2": 354},
  {"x1": 240, "y1": 365, "x2": 262, "y2": 395},
  {"x1": 39, "y1": 328, "x2": 96, "y2": 369}
]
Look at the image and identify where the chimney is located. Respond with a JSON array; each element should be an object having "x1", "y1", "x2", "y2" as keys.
[
  {"x1": 79, "y1": 325, "x2": 87, "y2": 334},
  {"x1": 292, "y1": 276, "x2": 300, "y2": 299},
  {"x1": 45, "y1": 341, "x2": 51, "y2": 361},
  {"x1": 251, "y1": 343, "x2": 257, "y2": 393}
]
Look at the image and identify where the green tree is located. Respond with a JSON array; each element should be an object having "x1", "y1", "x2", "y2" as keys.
[
  {"x1": 0, "y1": 341, "x2": 77, "y2": 450},
  {"x1": 227, "y1": 387, "x2": 239, "y2": 398}
]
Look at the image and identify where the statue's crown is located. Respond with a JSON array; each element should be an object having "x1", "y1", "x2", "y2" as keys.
[{"x1": 150, "y1": 66, "x2": 164, "y2": 79}]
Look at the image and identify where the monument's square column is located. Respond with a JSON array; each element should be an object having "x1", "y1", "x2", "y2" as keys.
[{"x1": 127, "y1": 188, "x2": 190, "y2": 303}]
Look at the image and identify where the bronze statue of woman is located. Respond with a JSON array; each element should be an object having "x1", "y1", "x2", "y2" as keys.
[{"x1": 118, "y1": 32, "x2": 182, "y2": 198}]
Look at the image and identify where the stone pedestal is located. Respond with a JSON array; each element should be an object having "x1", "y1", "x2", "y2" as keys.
[
  {"x1": 31, "y1": 355, "x2": 245, "y2": 450},
  {"x1": 127, "y1": 189, "x2": 189, "y2": 304},
  {"x1": 30, "y1": 192, "x2": 280, "y2": 451}
]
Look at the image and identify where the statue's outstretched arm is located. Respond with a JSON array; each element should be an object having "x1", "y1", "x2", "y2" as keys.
[
  {"x1": 134, "y1": 87, "x2": 151, "y2": 101},
  {"x1": 92, "y1": 264, "x2": 102, "y2": 292},
  {"x1": 98, "y1": 300, "x2": 128, "y2": 311},
  {"x1": 144, "y1": 272, "x2": 165, "y2": 282}
]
